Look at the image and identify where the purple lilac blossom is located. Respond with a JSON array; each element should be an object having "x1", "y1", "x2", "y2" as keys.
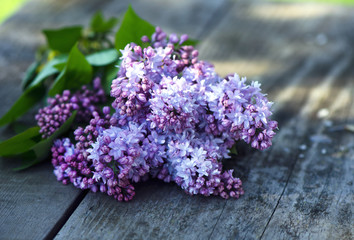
[
  {"x1": 86, "y1": 120, "x2": 167, "y2": 184},
  {"x1": 205, "y1": 74, "x2": 277, "y2": 150},
  {"x1": 36, "y1": 77, "x2": 106, "y2": 138},
  {"x1": 52, "y1": 108, "x2": 136, "y2": 202},
  {"x1": 51, "y1": 26, "x2": 277, "y2": 202},
  {"x1": 87, "y1": 121, "x2": 149, "y2": 183},
  {"x1": 148, "y1": 76, "x2": 200, "y2": 133},
  {"x1": 111, "y1": 44, "x2": 177, "y2": 117},
  {"x1": 164, "y1": 129, "x2": 243, "y2": 198}
]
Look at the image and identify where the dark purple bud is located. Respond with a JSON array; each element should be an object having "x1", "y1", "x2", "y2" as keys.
[
  {"x1": 100, "y1": 185, "x2": 107, "y2": 193},
  {"x1": 153, "y1": 42, "x2": 162, "y2": 48},
  {"x1": 179, "y1": 34, "x2": 188, "y2": 44},
  {"x1": 191, "y1": 50, "x2": 199, "y2": 58},
  {"x1": 141, "y1": 35, "x2": 149, "y2": 42},
  {"x1": 103, "y1": 106, "x2": 110, "y2": 115},
  {"x1": 157, "y1": 32, "x2": 166, "y2": 41},
  {"x1": 103, "y1": 135, "x2": 111, "y2": 144},
  {"x1": 95, "y1": 163, "x2": 104, "y2": 172},
  {"x1": 101, "y1": 145, "x2": 110, "y2": 154},
  {"x1": 63, "y1": 90, "x2": 70, "y2": 96},
  {"x1": 103, "y1": 155, "x2": 112, "y2": 163},
  {"x1": 103, "y1": 167, "x2": 114, "y2": 179},
  {"x1": 251, "y1": 140, "x2": 259, "y2": 149},
  {"x1": 91, "y1": 185, "x2": 98, "y2": 193},
  {"x1": 169, "y1": 33, "x2": 179, "y2": 44}
]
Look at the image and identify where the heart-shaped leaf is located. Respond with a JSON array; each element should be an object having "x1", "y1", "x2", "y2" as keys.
[
  {"x1": 43, "y1": 26, "x2": 83, "y2": 53},
  {"x1": 49, "y1": 44, "x2": 92, "y2": 96},
  {"x1": 90, "y1": 11, "x2": 118, "y2": 33},
  {"x1": 26, "y1": 54, "x2": 68, "y2": 89},
  {"x1": 115, "y1": 5, "x2": 155, "y2": 51},
  {"x1": 86, "y1": 48, "x2": 119, "y2": 66}
]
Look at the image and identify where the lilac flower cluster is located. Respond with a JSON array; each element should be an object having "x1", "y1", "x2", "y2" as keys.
[
  {"x1": 51, "y1": 108, "x2": 136, "y2": 201},
  {"x1": 205, "y1": 74, "x2": 278, "y2": 150},
  {"x1": 162, "y1": 131, "x2": 244, "y2": 198},
  {"x1": 51, "y1": 27, "x2": 277, "y2": 201},
  {"x1": 36, "y1": 77, "x2": 106, "y2": 138}
]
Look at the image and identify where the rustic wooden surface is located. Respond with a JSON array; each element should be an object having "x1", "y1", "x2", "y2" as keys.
[{"x1": 0, "y1": 0, "x2": 353, "y2": 239}]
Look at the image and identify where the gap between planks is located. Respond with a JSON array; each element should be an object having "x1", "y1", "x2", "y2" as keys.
[{"x1": 44, "y1": 190, "x2": 89, "y2": 240}]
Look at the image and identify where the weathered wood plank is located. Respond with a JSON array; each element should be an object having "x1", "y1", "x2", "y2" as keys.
[
  {"x1": 0, "y1": 161, "x2": 86, "y2": 240},
  {"x1": 261, "y1": 60, "x2": 354, "y2": 239},
  {"x1": 56, "y1": 1, "x2": 354, "y2": 240},
  {"x1": 55, "y1": 181, "x2": 229, "y2": 240}
]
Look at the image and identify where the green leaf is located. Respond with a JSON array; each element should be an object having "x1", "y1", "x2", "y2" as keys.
[
  {"x1": 102, "y1": 18, "x2": 119, "y2": 32},
  {"x1": 90, "y1": 11, "x2": 105, "y2": 31},
  {"x1": 90, "y1": 11, "x2": 118, "y2": 33},
  {"x1": 49, "y1": 70, "x2": 66, "y2": 96},
  {"x1": 27, "y1": 54, "x2": 68, "y2": 89},
  {"x1": 86, "y1": 48, "x2": 119, "y2": 66},
  {"x1": 0, "y1": 85, "x2": 45, "y2": 126},
  {"x1": 53, "y1": 61, "x2": 67, "y2": 71},
  {"x1": 182, "y1": 38, "x2": 199, "y2": 47},
  {"x1": 12, "y1": 112, "x2": 77, "y2": 171},
  {"x1": 0, "y1": 126, "x2": 41, "y2": 157},
  {"x1": 12, "y1": 151, "x2": 39, "y2": 171},
  {"x1": 22, "y1": 61, "x2": 40, "y2": 90},
  {"x1": 49, "y1": 44, "x2": 92, "y2": 96},
  {"x1": 43, "y1": 26, "x2": 83, "y2": 53},
  {"x1": 10, "y1": 122, "x2": 33, "y2": 134},
  {"x1": 115, "y1": 5, "x2": 155, "y2": 51}
]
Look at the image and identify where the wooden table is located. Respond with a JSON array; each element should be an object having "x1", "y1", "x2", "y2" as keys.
[{"x1": 0, "y1": 0, "x2": 353, "y2": 239}]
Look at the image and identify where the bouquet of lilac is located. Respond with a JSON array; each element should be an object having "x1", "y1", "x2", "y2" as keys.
[
  {"x1": 0, "y1": 8, "x2": 277, "y2": 201},
  {"x1": 48, "y1": 27, "x2": 277, "y2": 201}
]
